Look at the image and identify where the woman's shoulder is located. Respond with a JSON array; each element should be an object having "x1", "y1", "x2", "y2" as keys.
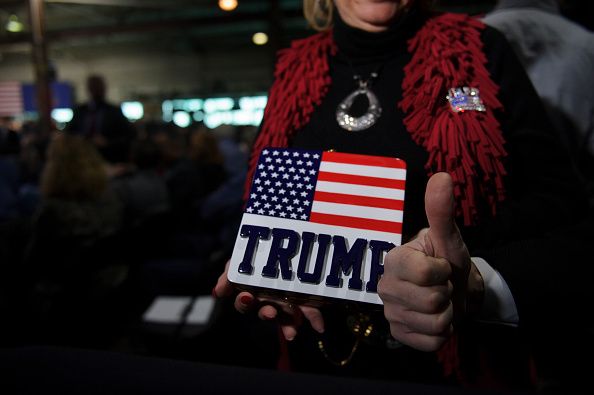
[
  {"x1": 286, "y1": 30, "x2": 332, "y2": 49},
  {"x1": 421, "y1": 11, "x2": 485, "y2": 31},
  {"x1": 276, "y1": 30, "x2": 335, "y2": 70}
]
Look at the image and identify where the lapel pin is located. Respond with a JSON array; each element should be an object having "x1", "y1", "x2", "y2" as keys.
[{"x1": 446, "y1": 87, "x2": 486, "y2": 113}]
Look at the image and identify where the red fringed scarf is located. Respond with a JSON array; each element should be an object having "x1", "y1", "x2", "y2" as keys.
[
  {"x1": 400, "y1": 13, "x2": 507, "y2": 226},
  {"x1": 245, "y1": 12, "x2": 508, "y2": 380}
]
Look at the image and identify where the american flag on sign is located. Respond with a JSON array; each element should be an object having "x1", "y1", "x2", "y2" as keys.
[
  {"x1": 245, "y1": 148, "x2": 406, "y2": 235},
  {"x1": 230, "y1": 147, "x2": 406, "y2": 305}
]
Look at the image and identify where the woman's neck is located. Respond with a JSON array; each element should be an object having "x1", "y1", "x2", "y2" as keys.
[{"x1": 333, "y1": 6, "x2": 425, "y2": 64}]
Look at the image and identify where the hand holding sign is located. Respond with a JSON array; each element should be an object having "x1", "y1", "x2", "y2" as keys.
[
  {"x1": 214, "y1": 261, "x2": 325, "y2": 341},
  {"x1": 219, "y1": 147, "x2": 410, "y2": 341},
  {"x1": 227, "y1": 148, "x2": 407, "y2": 305},
  {"x1": 379, "y1": 172, "x2": 484, "y2": 351}
]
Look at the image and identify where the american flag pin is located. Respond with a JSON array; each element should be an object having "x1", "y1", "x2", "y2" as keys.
[
  {"x1": 228, "y1": 148, "x2": 407, "y2": 306},
  {"x1": 446, "y1": 86, "x2": 486, "y2": 113}
]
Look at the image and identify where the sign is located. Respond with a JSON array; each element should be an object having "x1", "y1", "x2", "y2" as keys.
[
  {"x1": 22, "y1": 82, "x2": 73, "y2": 112},
  {"x1": 228, "y1": 148, "x2": 407, "y2": 306}
]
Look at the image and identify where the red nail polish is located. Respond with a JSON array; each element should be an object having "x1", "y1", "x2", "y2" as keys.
[{"x1": 240, "y1": 295, "x2": 252, "y2": 305}]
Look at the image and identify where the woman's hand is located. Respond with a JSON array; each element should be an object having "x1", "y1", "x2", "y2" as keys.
[
  {"x1": 378, "y1": 172, "x2": 484, "y2": 351},
  {"x1": 213, "y1": 261, "x2": 325, "y2": 341}
]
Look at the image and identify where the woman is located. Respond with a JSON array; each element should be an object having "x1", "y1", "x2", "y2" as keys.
[
  {"x1": 25, "y1": 134, "x2": 125, "y2": 346},
  {"x1": 216, "y1": 0, "x2": 590, "y2": 389}
]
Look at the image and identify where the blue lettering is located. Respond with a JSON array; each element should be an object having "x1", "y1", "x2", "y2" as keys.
[
  {"x1": 366, "y1": 240, "x2": 395, "y2": 293},
  {"x1": 238, "y1": 225, "x2": 395, "y2": 296},
  {"x1": 262, "y1": 228, "x2": 299, "y2": 280},
  {"x1": 297, "y1": 232, "x2": 331, "y2": 284},
  {"x1": 238, "y1": 225, "x2": 271, "y2": 274},
  {"x1": 325, "y1": 236, "x2": 367, "y2": 290}
]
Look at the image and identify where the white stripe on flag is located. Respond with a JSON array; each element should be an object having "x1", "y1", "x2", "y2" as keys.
[
  {"x1": 315, "y1": 180, "x2": 406, "y2": 200},
  {"x1": 311, "y1": 201, "x2": 404, "y2": 222},
  {"x1": 319, "y1": 162, "x2": 407, "y2": 180}
]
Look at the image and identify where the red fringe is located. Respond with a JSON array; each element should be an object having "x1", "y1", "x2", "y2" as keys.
[
  {"x1": 438, "y1": 334, "x2": 463, "y2": 381},
  {"x1": 399, "y1": 13, "x2": 507, "y2": 226},
  {"x1": 243, "y1": 31, "x2": 336, "y2": 201}
]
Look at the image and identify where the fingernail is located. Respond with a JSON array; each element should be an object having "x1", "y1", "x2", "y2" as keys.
[
  {"x1": 263, "y1": 310, "x2": 277, "y2": 320},
  {"x1": 286, "y1": 334, "x2": 295, "y2": 341},
  {"x1": 240, "y1": 295, "x2": 253, "y2": 305}
]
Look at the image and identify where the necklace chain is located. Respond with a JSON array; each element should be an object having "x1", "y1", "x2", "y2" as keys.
[
  {"x1": 354, "y1": 71, "x2": 378, "y2": 88},
  {"x1": 316, "y1": 313, "x2": 374, "y2": 367}
]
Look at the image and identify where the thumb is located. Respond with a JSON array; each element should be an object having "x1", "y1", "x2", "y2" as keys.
[
  {"x1": 425, "y1": 173, "x2": 477, "y2": 319},
  {"x1": 424, "y1": 172, "x2": 468, "y2": 269},
  {"x1": 425, "y1": 172, "x2": 457, "y2": 242},
  {"x1": 426, "y1": 174, "x2": 478, "y2": 318}
]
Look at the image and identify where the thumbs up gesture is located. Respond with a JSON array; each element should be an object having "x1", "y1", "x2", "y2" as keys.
[{"x1": 378, "y1": 172, "x2": 485, "y2": 351}]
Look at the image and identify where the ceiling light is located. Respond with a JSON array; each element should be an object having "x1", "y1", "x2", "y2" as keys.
[
  {"x1": 252, "y1": 32, "x2": 268, "y2": 46},
  {"x1": 6, "y1": 15, "x2": 24, "y2": 33},
  {"x1": 218, "y1": 0, "x2": 238, "y2": 12}
]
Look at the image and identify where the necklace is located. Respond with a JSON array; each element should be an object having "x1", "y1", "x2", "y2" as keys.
[
  {"x1": 336, "y1": 71, "x2": 382, "y2": 132},
  {"x1": 317, "y1": 313, "x2": 374, "y2": 366}
]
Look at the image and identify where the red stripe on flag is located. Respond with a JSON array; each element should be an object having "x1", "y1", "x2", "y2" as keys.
[
  {"x1": 310, "y1": 212, "x2": 402, "y2": 234},
  {"x1": 317, "y1": 171, "x2": 406, "y2": 189},
  {"x1": 313, "y1": 191, "x2": 404, "y2": 210},
  {"x1": 322, "y1": 151, "x2": 406, "y2": 169}
]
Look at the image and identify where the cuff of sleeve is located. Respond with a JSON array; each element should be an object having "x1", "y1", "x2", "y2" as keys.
[{"x1": 471, "y1": 257, "x2": 519, "y2": 326}]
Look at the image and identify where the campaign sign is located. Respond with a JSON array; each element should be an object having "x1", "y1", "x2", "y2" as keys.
[{"x1": 228, "y1": 148, "x2": 406, "y2": 306}]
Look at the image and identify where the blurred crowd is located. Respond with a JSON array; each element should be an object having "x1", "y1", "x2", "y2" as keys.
[{"x1": 0, "y1": 110, "x2": 266, "y2": 361}]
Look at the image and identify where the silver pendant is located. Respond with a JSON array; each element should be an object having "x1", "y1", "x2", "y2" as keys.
[{"x1": 336, "y1": 78, "x2": 382, "y2": 132}]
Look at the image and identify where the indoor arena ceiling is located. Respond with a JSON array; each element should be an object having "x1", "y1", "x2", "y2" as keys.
[
  {"x1": 1, "y1": 0, "x2": 308, "y2": 58},
  {"x1": 0, "y1": 1, "x2": 504, "y2": 58}
]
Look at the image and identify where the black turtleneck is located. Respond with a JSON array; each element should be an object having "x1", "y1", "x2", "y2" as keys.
[
  {"x1": 291, "y1": 8, "x2": 432, "y2": 240},
  {"x1": 332, "y1": 6, "x2": 421, "y2": 64}
]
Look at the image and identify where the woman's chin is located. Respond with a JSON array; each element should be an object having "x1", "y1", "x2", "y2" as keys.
[{"x1": 352, "y1": 2, "x2": 409, "y2": 30}]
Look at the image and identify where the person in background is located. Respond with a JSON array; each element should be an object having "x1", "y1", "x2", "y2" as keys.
[
  {"x1": 199, "y1": 124, "x2": 248, "y2": 254},
  {"x1": 108, "y1": 138, "x2": 173, "y2": 265},
  {"x1": 0, "y1": 158, "x2": 19, "y2": 223},
  {"x1": 0, "y1": 116, "x2": 21, "y2": 222},
  {"x1": 110, "y1": 138, "x2": 171, "y2": 230},
  {"x1": 66, "y1": 74, "x2": 136, "y2": 164},
  {"x1": 215, "y1": 0, "x2": 593, "y2": 392},
  {"x1": 165, "y1": 127, "x2": 227, "y2": 233},
  {"x1": 0, "y1": 116, "x2": 20, "y2": 157},
  {"x1": 24, "y1": 134, "x2": 124, "y2": 346},
  {"x1": 483, "y1": 0, "x2": 594, "y2": 196}
]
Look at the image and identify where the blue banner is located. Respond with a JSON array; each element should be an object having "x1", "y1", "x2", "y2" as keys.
[{"x1": 22, "y1": 82, "x2": 74, "y2": 111}]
